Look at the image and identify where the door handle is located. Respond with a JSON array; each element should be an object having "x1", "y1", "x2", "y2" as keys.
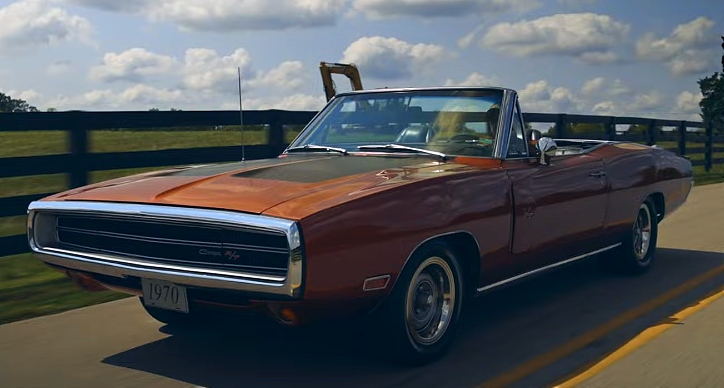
[{"x1": 589, "y1": 171, "x2": 606, "y2": 178}]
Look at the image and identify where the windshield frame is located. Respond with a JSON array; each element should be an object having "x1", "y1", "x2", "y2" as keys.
[{"x1": 285, "y1": 87, "x2": 519, "y2": 160}]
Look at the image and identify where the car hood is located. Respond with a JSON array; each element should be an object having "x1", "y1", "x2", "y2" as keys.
[{"x1": 46, "y1": 154, "x2": 491, "y2": 220}]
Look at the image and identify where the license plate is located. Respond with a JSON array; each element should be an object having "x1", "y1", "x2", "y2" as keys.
[{"x1": 141, "y1": 278, "x2": 189, "y2": 313}]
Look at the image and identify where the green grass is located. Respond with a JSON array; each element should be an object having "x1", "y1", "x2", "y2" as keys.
[
  {"x1": 0, "y1": 128, "x2": 722, "y2": 326},
  {"x1": 0, "y1": 254, "x2": 130, "y2": 325}
]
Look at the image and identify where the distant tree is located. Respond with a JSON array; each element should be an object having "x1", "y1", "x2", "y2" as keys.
[
  {"x1": 0, "y1": 92, "x2": 39, "y2": 112},
  {"x1": 698, "y1": 73, "x2": 724, "y2": 132},
  {"x1": 46, "y1": 107, "x2": 57, "y2": 112},
  {"x1": 568, "y1": 122, "x2": 605, "y2": 135},
  {"x1": 696, "y1": 36, "x2": 724, "y2": 133}
]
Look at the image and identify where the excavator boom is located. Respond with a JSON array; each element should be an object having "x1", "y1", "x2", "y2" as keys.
[{"x1": 319, "y1": 62, "x2": 364, "y2": 101}]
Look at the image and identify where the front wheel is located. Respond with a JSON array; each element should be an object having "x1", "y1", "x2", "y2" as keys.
[{"x1": 373, "y1": 241, "x2": 465, "y2": 365}]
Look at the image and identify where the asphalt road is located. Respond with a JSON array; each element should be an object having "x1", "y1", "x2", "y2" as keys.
[{"x1": 1, "y1": 183, "x2": 723, "y2": 388}]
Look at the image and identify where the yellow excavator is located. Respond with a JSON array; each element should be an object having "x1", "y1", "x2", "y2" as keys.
[{"x1": 319, "y1": 61, "x2": 364, "y2": 101}]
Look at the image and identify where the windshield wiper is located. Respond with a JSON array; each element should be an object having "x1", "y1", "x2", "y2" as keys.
[
  {"x1": 286, "y1": 144, "x2": 349, "y2": 155},
  {"x1": 357, "y1": 144, "x2": 447, "y2": 160}
]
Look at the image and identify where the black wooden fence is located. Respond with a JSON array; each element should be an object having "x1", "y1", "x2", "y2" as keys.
[{"x1": 1, "y1": 110, "x2": 722, "y2": 258}]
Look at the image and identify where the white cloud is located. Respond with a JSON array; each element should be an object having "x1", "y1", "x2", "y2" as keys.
[
  {"x1": 591, "y1": 100, "x2": 616, "y2": 115},
  {"x1": 35, "y1": 84, "x2": 187, "y2": 110},
  {"x1": 579, "y1": 77, "x2": 631, "y2": 98},
  {"x1": 247, "y1": 61, "x2": 308, "y2": 91},
  {"x1": 581, "y1": 77, "x2": 605, "y2": 95},
  {"x1": 5, "y1": 89, "x2": 42, "y2": 103},
  {"x1": 676, "y1": 90, "x2": 702, "y2": 114},
  {"x1": 630, "y1": 91, "x2": 664, "y2": 111},
  {"x1": 244, "y1": 93, "x2": 327, "y2": 111},
  {"x1": 181, "y1": 48, "x2": 254, "y2": 93},
  {"x1": 341, "y1": 36, "x2": 447, "y2": 79},
  {"x1": 47, "y1": 60, "x2": 72, "y2": 75},
  {"x1": 64, "y1": 0, "x2": 148, "y2": 12},
  {"x1": 557, "y1": 0, "x2": 597, "y2": 5},
  {"x1": 458, "y1": 26, "x2": 483, "y2": 49},
  {"x1": 87, "y1": 46, "x2": 310, "y2": 96},
  {"x1": 64, "y1": 0, "x2": 346, "y2": 32},
  {"x1": 480, "y1": 13, "x2": 630, "y2": 65},
  {"x1": 351, "y1": 0, "x2": 540, "y2": 19},
  {"x1": 0, "y1": 0, "x2": 93, "y2": 54},
  {"x1": 635, "y1": 17, "x2": 717, "y2": 76},
  {"x1": 33, "y1": 46, "x2": 318, "y2": 111},
  {"x1": 444, "y1": 72, "x2": 501, "y2": 87},
  {"x1": 89, "y1": 48, "x2": 179, "y2": 82},
  {"x1": 518, "y1": 80, "x2": 581, "y2": 113}
]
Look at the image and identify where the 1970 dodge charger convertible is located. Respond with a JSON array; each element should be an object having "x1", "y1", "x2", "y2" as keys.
[{"x1": 27, "y1": 86, "x2": 693, "y2": 365}]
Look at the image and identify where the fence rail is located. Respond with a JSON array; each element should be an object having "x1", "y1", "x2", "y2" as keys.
[{"x1": 1, "y1": 110, "x2": 721, "y2": 258}]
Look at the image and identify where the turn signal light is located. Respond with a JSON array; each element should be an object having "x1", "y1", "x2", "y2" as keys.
[
  {"x1": 363, "y1": 275, "x2": 391, "y2": 291},
  {"x1": 268, "y1": 304, "x2": 298, "y2": 325},
  {"x1": 280, "y1": 308, "x2": 297, "y2": 323}
]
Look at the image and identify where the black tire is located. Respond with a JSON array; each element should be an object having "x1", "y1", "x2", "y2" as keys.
[
  {"x1": 373, "y1": 241, "x2": 465, "y2": 366},
  {"x1": 139, "y1": 297, "x2": 205, "y2": 327},
  {"x1": 606, "y1": 198, "x2": 658, "y2": 275}
]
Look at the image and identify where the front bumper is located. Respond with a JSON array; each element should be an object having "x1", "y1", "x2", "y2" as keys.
[{"x1": 27, "y1": 200, "x2": 304, "y2": 300}]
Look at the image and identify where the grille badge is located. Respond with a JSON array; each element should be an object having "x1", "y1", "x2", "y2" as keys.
[{"x1": 199, "y1": 249, "x2": 241, "y2": 262}]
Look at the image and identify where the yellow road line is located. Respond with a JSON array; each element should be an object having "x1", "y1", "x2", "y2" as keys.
[
  {"x1": 474, "y1": 263, "x2": 724, "y2": 388},
  {"x1": 552, "y1": 283, "x2": 724, "y2": 388}
]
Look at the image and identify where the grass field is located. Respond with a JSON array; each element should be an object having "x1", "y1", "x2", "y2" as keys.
[{"x1": 0, "y1": 127, "x2": 722, "y2": 326}]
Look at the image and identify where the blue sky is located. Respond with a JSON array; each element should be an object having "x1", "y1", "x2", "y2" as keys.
[{"x1": 0, "y1": 0, "x2": 721, "y2": 122}]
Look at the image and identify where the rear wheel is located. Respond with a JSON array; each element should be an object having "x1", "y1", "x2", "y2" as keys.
[
  {"x1": 606, "y1": 198, "x2": 658, "y2": 275},
  {"x1": 373, "y1": 241, "x2": 465, "y2": 365}
]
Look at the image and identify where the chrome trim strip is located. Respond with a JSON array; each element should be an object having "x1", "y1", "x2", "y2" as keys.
[
  {"x1": 31, "y1": 201, "x2": 297, "y2": 233},
  {"x1": 55, "y1": 242, "x2": 287, "y2": 275},
  {"x1": 43, "y1": 247, "x2": 287, "y2": 281},
  {"x1": 494, "y1": 89, "x2": 517, "y2": 160},
  {"x1": 476, "y1": 243, "x2": 622, "y2": 293},
  {"x1": 504, "y1": 97, "x2": 530, "y2": 159},
  {"x1": 27, "y1": 200, "x2": 304, "y2": 298}
]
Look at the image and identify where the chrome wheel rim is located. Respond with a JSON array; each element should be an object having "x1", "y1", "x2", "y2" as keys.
[
  {"x1": 633, "y1": 204, "x2": 652, "y2": 262},
  {"x1": 405, "y1": 256, "x2": 456, "y2": 346}
]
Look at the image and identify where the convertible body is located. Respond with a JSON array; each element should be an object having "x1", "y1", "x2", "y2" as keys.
[{"x1": 27, "y1": 87, "x2": 693, "y2": 364}]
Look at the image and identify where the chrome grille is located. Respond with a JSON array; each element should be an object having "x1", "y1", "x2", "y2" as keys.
[{"x1": 54, "y1": 214, "x2": 291, "y2": 277}]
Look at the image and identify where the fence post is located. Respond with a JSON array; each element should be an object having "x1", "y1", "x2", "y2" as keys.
[
  {"x1": 678, "y1": 121, "x2": 687, "y2": 156},
  {"x1": 68, "y1": 115, "x2": 89, "y2": 188},
  {"x1": 705, "y1": 122, "x2": 713, "y2": 172},
  {"x1": 647, "y1": 119, "x2": 656, "y2": 146},
  {"x1": 555, "y1": 114, "x2": 567, "y2": 138},
  {"x1": 268, "y1": 117, "x2": 286, "y2": 156},
  {"x1": 605, "y1": 117, "x2": 615, "y2": 140}
]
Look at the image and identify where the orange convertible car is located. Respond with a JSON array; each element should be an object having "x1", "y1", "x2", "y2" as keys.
[{"x1": 27, "y1": 87, "x2": 693, "y2": 364}]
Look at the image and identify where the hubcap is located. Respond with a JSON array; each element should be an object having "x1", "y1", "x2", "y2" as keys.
[
  {"x1": 405, "y1": 256, "x2": 456, "y2": 346},
  {"x1": 633, "y1": 204, "x2": 652, "y2": 262}
]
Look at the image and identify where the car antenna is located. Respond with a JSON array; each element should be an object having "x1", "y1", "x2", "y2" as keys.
[{"x1": 237, "y1": 66, "x2": 245, "y2": 162}]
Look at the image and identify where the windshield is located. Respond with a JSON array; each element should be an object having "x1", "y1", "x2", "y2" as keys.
[{"x1": 287, "y1": 88, "x2": 505, "y2": 158}]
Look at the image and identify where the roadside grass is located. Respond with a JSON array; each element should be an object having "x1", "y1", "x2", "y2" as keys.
[
  {"x1": 0, "y1": 253, "x2": 130, "y2": 325},
  {"x1": 0, "y1": 129, "x2": 721, "y2": 326}
]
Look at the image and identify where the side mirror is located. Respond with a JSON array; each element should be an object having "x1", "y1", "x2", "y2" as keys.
[
  {"x1": 536, "y1": 137, "x2": 557, "y2": 165},
  {"x1": 529, "y1": 129, "x2": 542, "y2": 141}
]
